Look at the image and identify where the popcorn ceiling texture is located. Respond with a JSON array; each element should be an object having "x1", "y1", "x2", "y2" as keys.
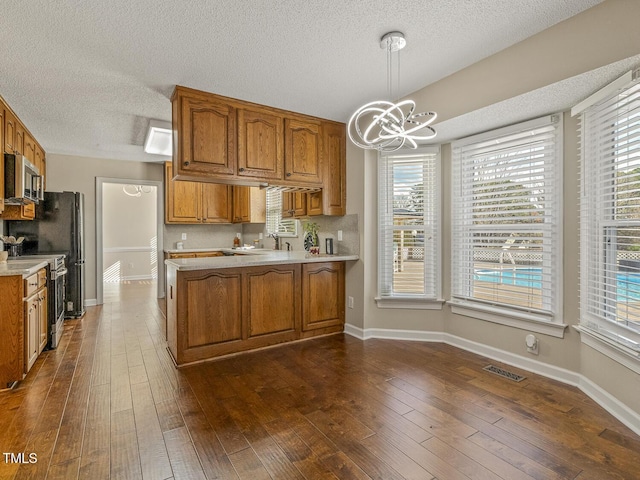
[{"x1": 0, "y1": 0, "x2": 601, "y2": 163}]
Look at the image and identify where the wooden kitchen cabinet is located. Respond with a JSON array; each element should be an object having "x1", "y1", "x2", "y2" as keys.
[
  {"x1": 237, "y1": 107, "x2": 283, "y2": 180},
  {"x1": 35, "y1": 144, "x2": 46, "y2": 190},
  {"x1": 321, "y1": 121, "x2": 347, "y2": 215},
  {"x1": 23, "y1": 132, "x2": 36, "y2": 164},
  {"x1": 165, "y1": 162, "x2": 232, "y2": 224},
  {"x1": 4, "y1": 105, "x2": 17, "y2": 154},
  {"x1": 301, "y1": 262, "x2": 345, "y2": 334},
  {"x1": 0, "y1": 275, "x2": 24, "y2": 388},
  {"x1": 24, "y1": 270, "x2": 48, "y2": 368},
  {"x1": 14, "y1": 121, "x2": 24, "y2": 156},
  {"x1": 172, "y1": 87, "x2": 236, "y2": 178},
  {"x1": 232, "y1": 186, "x2": 266, "y2": 223},
  {"x1": 166, "y1": 261, "x2": 345, "y2": 366},
  {"x1": 0, "y1": 202, "x2": 35, "y2": 220},
  {"x1": 284, "y1": 117, "x2": 323, "y2": 186},
  {"x1": 166, "y1": 251, "x2": 224, "y2": 259},
  {"x1": 281, "y1": 192, "x2": 307, "y2": 218}
]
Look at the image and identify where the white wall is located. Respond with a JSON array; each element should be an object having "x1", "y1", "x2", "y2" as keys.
[
  {"x1": 102, "y1": 183, "x2": 158, "y2": 282},
  {"x1": 346, "y1": 0, "x2": 640, "y2": 429}
]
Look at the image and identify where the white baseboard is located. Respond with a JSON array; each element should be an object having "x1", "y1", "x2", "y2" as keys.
[
  {"x1": 344, "y1": 324, "x2": 640, "y2": 437},
  {"x1": 85, "y1": 299, "x2": 97, "y2": 307}
]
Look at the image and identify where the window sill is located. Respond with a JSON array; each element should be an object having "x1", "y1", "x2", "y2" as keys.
[
  {"x1": 375, "y1": 297, "x2": 445, "y2": 310},
  {"x1": 574, "y1": 325, "x2": 640, "y2": 375},
  {"x1": 448, "y1": 301, "x2": 568, "y2": 338}
]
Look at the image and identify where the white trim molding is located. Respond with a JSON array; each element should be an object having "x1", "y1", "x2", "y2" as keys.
[
  {"x1": 574, "y1": 325, "x2": 640, "y2": 375},
  {"x1": 375, "y1": 297, "x2": 445, "y2": 310},
  {"x1": 344, "y1": 324, "x2": 640, "y2": 437},
  {"x1": 449, "y1": 302, "x2": 568, "y2": 338}
]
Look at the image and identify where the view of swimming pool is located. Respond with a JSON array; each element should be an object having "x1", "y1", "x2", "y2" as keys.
[{"x1": 475, "y1": 267, "x2": 640, "y2": 300}]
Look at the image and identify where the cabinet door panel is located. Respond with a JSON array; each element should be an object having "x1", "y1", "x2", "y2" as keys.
[
  {"x1": 4, "y1": 108, "x2": 16, "y2": 154},
  {"x1": 39, "y1": 290, "x2": 47, "y2": 353},
  {"x1": 284, "y1": 118, "x2": 322, "y2": 184},
  {"x1": 180, "y1": 96, "x2": 236, "y2": 175},
  {"x1": 14, "y1": 122, "x2": 24, "y2": 155},
  {"x1": 202, "y1": 183, "x2": 232, "y2": 223},
  {"x1": 322, "y1": 122, "x2": 346, "y2": 215},
  {"x1": 307, "y1": 192, "x2": 323, "y2": 216},
  {"x1": 232, "y1": 186, "x2": 250, "y2": 223},
  {"x1": 302, "y1": 262, "x2": 345, "y2": 331},
  {"x1": 23, "y1": 133, "x2": 36, "y2": 163},
  {"x1": 245, "y1": 268, "x2": 297, "y2": 337},
  {"x1": 25, "y1": 296, "x2": 39, "y2": 372},
  {"x1": 185, "y1": 273, "x2": 242, "y2": 347},
  {"x1": 238, "y1": 108, "x2": 283, "y2": 179},
  {"x1": 165, "y1": 162, "x2": 200, "y2": 223}
]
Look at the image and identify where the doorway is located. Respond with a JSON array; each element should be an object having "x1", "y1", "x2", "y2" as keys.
[{"x1": 96, "y1": 177, "x2": 164, "y2": 305}]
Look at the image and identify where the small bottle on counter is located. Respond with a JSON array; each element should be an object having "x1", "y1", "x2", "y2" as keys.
[{"x1": 233, "y1": 233, "x2": 241, "y2": 248}]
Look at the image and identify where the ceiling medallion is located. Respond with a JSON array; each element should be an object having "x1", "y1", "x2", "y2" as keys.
[{"x1": 348, "y1": 32, "x2": 437, "y2": 152}]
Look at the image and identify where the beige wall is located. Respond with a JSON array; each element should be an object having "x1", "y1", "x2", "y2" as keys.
[
  {"x1": 346, "y1": 0, "x2": 640, "y2": 421},
  {"x1": 102, "y1": 183, "x2": 158, "y2": 281},
  {"x1": 46, "y1": 154, "x2": 164, "y2": 301}
]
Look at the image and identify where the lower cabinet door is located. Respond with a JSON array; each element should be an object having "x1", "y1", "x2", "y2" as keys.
[
  {"x1": 25, "y1": 295, "x2": 39, "y2": 372},
  {"x1": 302, "y1": 262, "x2": 345, "y2": 332}
]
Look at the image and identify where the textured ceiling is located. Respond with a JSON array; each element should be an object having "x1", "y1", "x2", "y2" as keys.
[{"x1": 0, "y1": 0, "x2": 604, "y2": 162}]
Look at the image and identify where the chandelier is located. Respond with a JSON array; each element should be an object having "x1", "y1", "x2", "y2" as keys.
[{"x1": 348, "y1": 32, "x2": 437, "y2": 152}]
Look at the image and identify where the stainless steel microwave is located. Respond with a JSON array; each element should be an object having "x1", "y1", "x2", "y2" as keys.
[{"x1": 4, "y1": 153, "x2": 43, "y2": 204}]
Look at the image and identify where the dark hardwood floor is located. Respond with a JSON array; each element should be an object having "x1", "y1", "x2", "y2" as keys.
[{"x1": 1, "y1": 280, "x2": 639, "y2": 479}]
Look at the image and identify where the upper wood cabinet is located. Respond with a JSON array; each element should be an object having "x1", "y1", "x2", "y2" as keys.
[
  {"x1": 237, "y1": 107, "x2": 283, "y2": 180},
  {"x1": 172, "y1": 88, "x2": 236, "y2": 177},
  {"x1": 14, "y1": 121, "x2": 24, "y2": 156},
  {"x1": 34, "y1": 144, "x2": 46, "y2": 190},
  {"x1": 23, "y1": 132, "x2": 36, "y2": 164},
  {"x1": 4, "y1": 107, "x2": 17, "y2": 154},
  {"x1": 171, "y1": 86, "x2": 345, "y2": 214},
  {"x1": 322, "y1": 121, "x2": 347, "y2": 215},
  {"x1": 281, "y1": 192, "x2": 307, "y2": 218},
  {"x1": 284, "y1": 117, "x2": 322, "y2": 185},
  {"x1": 165, "y1": 162, "x2": 232, "y2": 224},
  {"x1": 232, "y1": 186, "x2": 265, "y2": 223}
]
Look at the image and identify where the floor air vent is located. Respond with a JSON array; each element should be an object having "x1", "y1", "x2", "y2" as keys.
[{"x1": 483, "y1": 365, "x2": 526, "y2": 382}]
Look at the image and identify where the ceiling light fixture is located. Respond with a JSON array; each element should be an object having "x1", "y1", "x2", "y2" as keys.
[
  {"x1": 123, "y1": 184, "x2": 153, "y2": 197},
  {"x1": 348, "y1": 31, "x2": 437, "y2": 152},
  {"x1": 143, "y1": 119, "x2": 172, "y2": 156}
]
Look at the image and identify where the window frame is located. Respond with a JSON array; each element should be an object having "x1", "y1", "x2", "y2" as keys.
[
  {"x1": 265, "y1": 187, "x2": 298, "y2": 238},
  {"x1": 376, "y1": 146, "x2": 443, "y2": 309},
  {"x1": 577, "y1": 69, "x2": 640, "y2": 363},
  {"x1": 450, "y1": 115, "x2": 567, "y2": 337}
]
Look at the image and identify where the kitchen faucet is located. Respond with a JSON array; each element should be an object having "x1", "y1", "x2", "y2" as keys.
[
  {"x1": 285, "y1": 242, "x2": 291, "y2": 251},
  {"x1": 269, "y1": 233, "x2": 280, "y2": 250}
]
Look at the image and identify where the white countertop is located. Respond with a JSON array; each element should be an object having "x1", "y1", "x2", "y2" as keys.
[
  {"x1": 0, "y1": 259, "x2": 49, "y2": 277},
  {"x1": 164, "y1": 247, "x2": 271, "y2": 254},
  {"x1": 165, "y1": 250, "x2": 358, "y2": 271}
]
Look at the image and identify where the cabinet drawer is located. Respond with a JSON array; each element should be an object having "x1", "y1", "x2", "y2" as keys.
[{"x1": 24, "y1": 268, "x2": 46, "y2": 297}]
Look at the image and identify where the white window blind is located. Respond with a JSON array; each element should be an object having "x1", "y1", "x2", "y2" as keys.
[
  {"x1": 451, "y1": 115, "x2": 562, "y2": 321},
  {"x1": 378, "y1": 148, "x2": 440, "y2": 301},
  {"x1": 265, "y1": 188, "x2": 297, "y2": 237},
  {"x1": 579, "y1": 70, "x2": 640, "y2": 353}
]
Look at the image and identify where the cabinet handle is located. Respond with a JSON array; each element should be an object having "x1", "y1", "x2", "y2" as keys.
[
  {"x1": 286, "y1": 172, "x2": 292, "y2": 177},
  {"x1": 184, "y1": 161, "x2": 190, "y2": 166},
  {"x1": 239, "y1": 167, "x2": 245, "y2": 172}
]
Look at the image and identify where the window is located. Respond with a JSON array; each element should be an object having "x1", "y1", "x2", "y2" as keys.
[
  {"x1": 377, "y1": 147, "x2": 441, "y2": 308},
  {"x1": 578, "y1": 69, "x2": 640, "y2": 356},
  {"x1": 451, "y1": 115, "x2": 563, "y2": 331},
  {"x1": 265, "y1": 188, "x2": 297, "y2": 237}
]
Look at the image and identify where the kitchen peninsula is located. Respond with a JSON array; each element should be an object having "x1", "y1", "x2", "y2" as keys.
[{"x1": 165, "y1": 250, "x2": 357, "y2": 366}]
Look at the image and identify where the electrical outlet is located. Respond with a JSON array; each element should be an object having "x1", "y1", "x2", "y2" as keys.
[
  {"x1": 338, "y1": 230, "x2": 343, "y2": 241},
  {"x1": 348, "y1": 296, "x2": 354, "y2": 308},
  {"x1": 181, "y1": 233, "x2": 187, "y2": 240}
]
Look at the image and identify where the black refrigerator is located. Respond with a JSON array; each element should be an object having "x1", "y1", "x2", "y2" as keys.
[{"x1": 8, "y1": 191, "x2": 85, "y2": 318}]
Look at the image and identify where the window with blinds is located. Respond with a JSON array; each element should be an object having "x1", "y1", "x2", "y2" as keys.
[
  {"x1": 265, "y1": 188, "x2": 297, "y2": 237},
  {"x1": 378, "y1": 148, "x2": 440, "y2": 302},
  {"x1": 578, "y1": 70, "x2": 640, "y2": 353},
  {"x1": 451, "y1": 115, "x2": 562, "y2": 321}
]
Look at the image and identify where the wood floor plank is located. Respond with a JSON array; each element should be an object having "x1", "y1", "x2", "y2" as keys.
[
  {"x1": 2, "y1": 281, "x2": 638, "y2": 480},
  {"x1": 131, "y1": 381, "x2": 173, "y2": 480},
  {"x1": 111, "y1": 408, "x2": 143, "y2": 480},
  {"x1": 164, "y1": 426, "x2": 207, "y2": 480}
]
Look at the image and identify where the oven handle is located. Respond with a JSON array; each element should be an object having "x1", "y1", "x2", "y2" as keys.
[{"x1": 51, "y1": 268, "x2": 68, "y2": 280}]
